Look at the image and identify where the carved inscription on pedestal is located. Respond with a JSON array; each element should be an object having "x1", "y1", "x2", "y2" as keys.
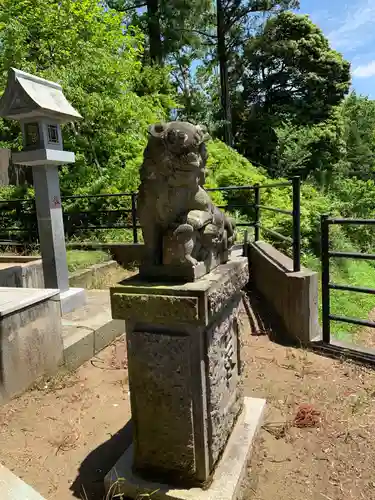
[{"x1": 206, "y1": 298, "x2": 242, "y2": 467}]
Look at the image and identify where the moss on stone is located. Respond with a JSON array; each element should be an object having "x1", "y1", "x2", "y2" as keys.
[{"x1": 111, "y1": 292, "x2": 200, "y2": 323}]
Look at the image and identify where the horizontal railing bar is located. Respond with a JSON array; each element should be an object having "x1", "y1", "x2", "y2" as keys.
[
  {"x1": 329, "y1": 251, "x2": 375, "y2": 260},
  {"x1": 0, "y1": 228, "x2": 37, "y2": 232},
  {"x1": 258, "y1": 181, "x2": 292, "y2": 189},
  {"x1": 216, "y1": 204, "x2": 254, "y2": 210},
  {"x1": 257, "y1": 205, "x2": 293, "y2": 216},
  {"x1": 0, "y1": 241, "x2": 27, "y2": 246},
  {"x1": 0, "y1": 181, "x2": 293, "y2": 206},
  {"x1": 310, "y1": 341, "x2": 375, "y2": 368},
  {"x1": 67, "y1": 224, "x2": 141, "y2": 230},
  {"x1": 329, "y1": 314, "x2": 375, "y2": 329},
  {"x1": 206, "y1": 185, "x2": 255, "y2": 192},
  {"x1": 206, "y1": 181, "x2": 291, "y2": 192},
  {"x1": 258, "y1": 225, "x2": 292, "y2": 243},
  {"x1": 328, "y1": 218, "x2": 375, "y2": 225},
  {"x1": 329, "y1": 283, "x2": 375, "y2": 295},
  {"x1": 0, "y1": 198, "x2": 34, "y2": 204},
  {"x1": 236, "y1": 222, "x2": 255, "y2": 227},
  {"x1": 62, "y1": 192, "x2": 135, "y2": 200},
  {"x1": 64, "y1": 209, "x2": 133, "y2": 216}
]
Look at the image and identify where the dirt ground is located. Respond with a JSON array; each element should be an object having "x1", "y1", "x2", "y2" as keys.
[
  {"x1": 242, "y1": 335, "x2": 375, "y2": 500},
  {"x1": 1, "y1": 298, "x2": 375, "y2": 500},
  {"x1": 0, "y1": 339, "x2": 131, "y2": 500},
  {"x1": 354, "y1": 308, "x2": 375, "y2": 349}
]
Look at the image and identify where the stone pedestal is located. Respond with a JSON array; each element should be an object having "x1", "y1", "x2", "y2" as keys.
[
  {"x1": 32, "y1": 165, "x2": 86, "y2": 314},
  {"x1": 108, "y1": 250, "x2": 250, "y2": 492}
]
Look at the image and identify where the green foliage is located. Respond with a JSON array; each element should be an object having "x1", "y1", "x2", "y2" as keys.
[
  {"x1": 239, "y1": 12, "x2": 351, "y2": 124},
  {"x1": 233, "y1": 12, "x2": 351, "y2": 171},
  {"x1": 336, "y1": 92, "x2": 375, "y2": 180},
  {"x1": 0, "y1": 0, "x2": 176, "y2": 196},
  {"x1": 67, "y1": 250, "x2": 110, "y2": 273},
  {"x1": 274, "y1": 107, "x2": 347, "y2": 181},
  {"x1": 205, "y1": 140, "x2": 335, "y2": 258}
]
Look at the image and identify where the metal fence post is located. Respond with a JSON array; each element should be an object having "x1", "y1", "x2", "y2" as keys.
[
  {"x1": 131, "y1": 193, "x2": 138, "y2": 244},
  {"x1": 321, "y1": 214, "x2": 331, "y2": 344},
  {"x1": 292, "y1": 176, "x2": 301, "y2": 272},
  {"x1": 254, "y1": 184, "x2": 260, "y2": 241}
]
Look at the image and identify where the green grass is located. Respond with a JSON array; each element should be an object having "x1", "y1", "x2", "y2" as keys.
[
  {"x1": 66, "y1": 250, "x2": 111, "y2": 273},
  {"x1": 67, "y1": 228, "x2": 141, "y2": 244},
  {"x1": 303, "y1": 254, "x2": 375, "y2": 341}
]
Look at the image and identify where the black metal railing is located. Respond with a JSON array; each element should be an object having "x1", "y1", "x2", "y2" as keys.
[
  {"x1": 0, "y1": 177, "x2": 302, "y2": 271},
  {"x1": 321, "y1": 214, "x2": 375, "y2": 344},
  {"x1": 0, "y1": 197, "x2": 37, "y2": 246},
  {"x1": 206, "y1": 176, "x2": 301, "y2": 271},
  {"x1": 62, "y1": 192, "x2": 139, "y2": 243}
]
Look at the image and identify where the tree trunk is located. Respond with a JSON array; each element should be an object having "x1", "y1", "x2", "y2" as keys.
[
  {"x1": 217, "y1": 0, "x2": 233, "y2": 146},
  {"x1": 147, "y1": 0, "x2": 163, "y2": 65}
]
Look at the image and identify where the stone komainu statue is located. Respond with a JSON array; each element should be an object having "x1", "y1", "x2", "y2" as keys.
[{"x1": 137, "y1": 121, "x2": 236, "y2": 281}]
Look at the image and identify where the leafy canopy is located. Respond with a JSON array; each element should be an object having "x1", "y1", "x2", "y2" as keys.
[
  {"x1": 232, "y1": 12, "x2": 351, "y2": 172},
  {"x1": 0, "y1": 0, "x2": 176, "y2": 194}
]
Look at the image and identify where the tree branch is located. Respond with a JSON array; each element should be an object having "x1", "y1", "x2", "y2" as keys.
[
  {"x1": 117, "y1": 1, "x2": 147, "y2": 12},
  {"x1": 172, "y1": 28, "x2": 217, "y2": 40}
]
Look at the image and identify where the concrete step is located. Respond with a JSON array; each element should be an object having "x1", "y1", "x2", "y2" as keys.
[
  {"x1": 62, "y1": 290, "x2": 125, "y2": 370},
  {"x1": 0, "y1": 463, "x2": 46, "y2": 499}
]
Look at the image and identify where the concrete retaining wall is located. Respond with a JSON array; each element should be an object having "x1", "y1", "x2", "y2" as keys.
[
  {"x1": 69, "y1": 260, "x2": 120, "y2": 288},
  {"x1": 0, "y1": 257, "x2": 44, "y2": 288},
  {"x1": 248, "y1": 241, "x2": 319, "y2": 344},
  {"x1": 0, "y1": 288, "x2": 63, "y2": 404}
]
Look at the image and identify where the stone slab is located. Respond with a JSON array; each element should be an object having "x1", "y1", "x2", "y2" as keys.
[
  {"x1": 140, "y1": 249, "x2": 228, "y2": 282},
  {"x1": 58, "y1": 287, "x2": 87, "y2": 315},
  {"x1": 0, "y1": 462, "x2": 46, "y2": 500},
  {"x1": 62, "y1": 290, "x2": 125, "y2": 369},
  {"x1": 112, "y1": 293, "x2": 200, "y2": 325},
  {"x1": 111, "y1": 249, "x2": 249, "y2": 326},
  {"x1": 0, "y1": 287, "x2": 59, "y2": 317},
  {"x1": 104, "y1": 397, "x2": 266, "y2": 500}
]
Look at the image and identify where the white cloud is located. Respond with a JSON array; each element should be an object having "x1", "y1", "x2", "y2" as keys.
[
  {"x1": 327, "y1": 0, "x2": 375, "y2": 52},
  {"x1": 353, "y1": 60, "x2": 375, "y2": 78}
]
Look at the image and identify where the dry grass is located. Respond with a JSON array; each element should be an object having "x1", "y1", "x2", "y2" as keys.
[{"x1": 49, "y1": 418, "x2": 82, "y2": 455}]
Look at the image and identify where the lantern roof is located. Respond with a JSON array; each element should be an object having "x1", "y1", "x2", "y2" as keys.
[{"x1": 0, "y1": 68, "x2": 82, "y2": 123}]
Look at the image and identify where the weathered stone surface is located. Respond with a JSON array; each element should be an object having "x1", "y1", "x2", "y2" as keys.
[
  {"x1": 206, "y1": 297, "x2": 242, "y2": 467},
  {"x1": 110, "y1": 254, "x2": 249, "y2": 487},
  {"x1": 206, "y1": 262, "x2": 249, "y2": 318},
  {"x1": 104, "y1": 397, "x2": 267, "y2": 500},
  {"x1": 139, "y1": 255, "x2": 225, "y2": 283},
  {"x1": 137, "y1": 121, "x2": 236, "y2": 281},
  {"x1": 111, "y1": 249, "x2": 249, "y2": 327},
  {"x1": 112, "y1": 293, "x2": 199, "y2": 324},
  {"x1": 128, "y1": 331, "x2": 196, "y2": 482}
]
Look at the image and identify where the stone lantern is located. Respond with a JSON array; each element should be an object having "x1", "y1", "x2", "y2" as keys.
[{"x1": 0, "y1": 68, "x2": 86, "y2": 314}]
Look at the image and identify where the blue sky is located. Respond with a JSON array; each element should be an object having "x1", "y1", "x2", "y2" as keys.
[{"x1": 300, "y1": 0, "x2": 375, "y2": 98}]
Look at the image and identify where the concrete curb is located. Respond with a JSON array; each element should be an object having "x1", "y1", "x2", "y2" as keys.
[
  {"x1": 0, "y1": 463, "x2": 46, "y2": 499},
  {"x1": 68, "y1": 260, "x2": 120, "y2": 288},
  {"x1": 105, "y1": 397, "x2": 266, "y2": 500}
]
